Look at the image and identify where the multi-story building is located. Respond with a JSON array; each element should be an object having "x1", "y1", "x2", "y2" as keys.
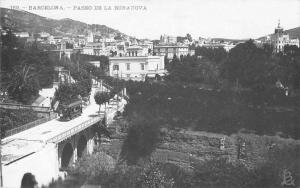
[
  {"x1": 160, "y1": 34, "x2": 177, "y2": 44},
  {"x1": 87, "y1": 32, "x2": 94, "y2": 43},
  {"x1": 271, "y1": 21, "x2": 300, "y2": 52},
  {"x1": 153, "y1": 45, "x2": 189, "y2": 59},
  {"x1": 126, "y1": 45, "x2": 149, "y2": 57},
  {"x1": 109, "y1": 56, "x2": 166, "y2": 81},
  {"x1": 82, "y1": 42, "x2": 104, "y2": 56}
]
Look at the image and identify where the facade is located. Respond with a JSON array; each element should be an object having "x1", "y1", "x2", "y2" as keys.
[
  {"x1": 153, "y1": 45, "x2": 189, "y2": 59},
  {"x1": 82, "y1": 42, "x2": 104, "y2": 56},
  {"x1": 87, "y1": 32, "x2": 94, "y2": 43},
  {"x1": 160, "y1": 34, "x2": 177, "y2": 44},
  {"x1": 109, "y1": 56, "x2": 166, "y2": 81},
  {"x1": 14, "y1": 32, "x2": 29, "y2": 38},
  {"x1": 271, "y1": 21, "x2": 300, "y2": 52},
  {"x1": 126, "y1": 45, "x2": 149, "y2": 56}
]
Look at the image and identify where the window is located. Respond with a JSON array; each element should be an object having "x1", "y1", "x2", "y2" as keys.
[
  {"x1": 140, "y1": 63, "x2": 145, "y2": 70},
  {"x1": 126, "y1": 63, "x2": 130, "y2": 70},
  {"x1": 113, "y1": 65, "x2": 119, "y2": 71}
]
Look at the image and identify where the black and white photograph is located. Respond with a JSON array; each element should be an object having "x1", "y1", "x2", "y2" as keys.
[{"x1": 0, "y1": 0, "x2": 300, "y2": 187}]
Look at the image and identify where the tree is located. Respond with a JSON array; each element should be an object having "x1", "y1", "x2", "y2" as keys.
[
  {"x1": 54, "y1": 83, "x2": 79, "y2": 105},
  {"x1": 94, "y1": 91, "x2": 110, "y2": 113},
  {"x1": 223, "y1": 40, "x2": 274, "y2": 90},
  {"x1": 7, "y1": 64, "x2": 40, "y2": 103},
  {"x1": 186, "y1": 33, "x2": 192, "y2": 42},
  {"x1": 120, "y1": 116, "x2": 161, "y2": 165}
]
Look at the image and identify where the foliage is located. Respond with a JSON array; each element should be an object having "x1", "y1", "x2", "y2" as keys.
[
  {"x1": 195, "y1": 46, "x2": 227, "y2": 63},
  {"x1": 123, "y1": 81, "x2": 300, "y2": 139},
  {"x1": 1, "y1": 30, "x2": 55, "y2": 103},
  {"x1": 223, "y1": 40, "x2": 276, "y2": 90},
  {"x1": 70, "y1": 158, "x2": 174, "y2": 188},
  {"x1": 7, "y1": 64, "x2": 40, "y2": 103},
  {"x1": 138, "y1": 163, "x2": 174, "y2": 188},
  {"x1": 0, "y1": 108, "x2": 39, "y2": 135},
  {"x1": 166, "y1": 55, "x2": 221, "y2": 86},
  {"x1": 94, "y1": 91, "x2": 111, "y2": 113},
  {"x1": 278, "y1": 45, "x2": 300, "y2": 90},
  {"x1": 70, "y1": 53, "x2": 109, "y2": 74},
  {"x1": 76, "y1": 79, "x2": 92, "y2": 98},
  {"x1": 71, "y1": 152, "x2": 115, "y2": 184},
  {"x1": 120, "y1": 115, "x2": 161, "y2": 165},
  {"x1": 54, "y1": 83, "x2": 80, "y2": 105}
]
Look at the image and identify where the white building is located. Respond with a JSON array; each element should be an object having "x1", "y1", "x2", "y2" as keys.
[
  {"x1": 109, "y1": 56, "x2": 166, "y2": 81},
  {"x1": 87, "y1": 32, "x2": 94, "y2": 43},
  {"x1": 153, "y1": 45, "x2": 189, "y2": 59},
  {"x1": 126, "y1": 45, "x2": 149, "y2": 57},
  {"x1": 271, "y1": 21, "x2": 300, "y2": 52},
  {"x1": 14, "y1": 32, "x2": 29, "y2": 38}
]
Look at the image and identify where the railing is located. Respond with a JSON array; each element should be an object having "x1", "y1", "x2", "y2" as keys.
[
  {"x1": 5, "y1": 117, "x2": 51, "y2": 137},
  {"x1": 46, "y1": 116, "x2": 103, "y2": 144},
  {"x1": 0, "y1": 103, "x2": 50, "y2": 112}
]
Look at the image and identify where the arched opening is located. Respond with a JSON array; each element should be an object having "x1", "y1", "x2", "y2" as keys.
[
  {"x1": 77, "y1": 135, "x2": 87, "y2": 158},
  {"x1": 61, "y1": 143, "x2": 73, "y2": 169}
]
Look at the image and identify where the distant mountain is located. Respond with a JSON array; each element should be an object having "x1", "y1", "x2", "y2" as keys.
[
  {"x1": 0, "y1": 7, "x2": 127, "y2": 37},
  {"x1": 258, "y1": 26, "x2": 300, "y2": 40}
]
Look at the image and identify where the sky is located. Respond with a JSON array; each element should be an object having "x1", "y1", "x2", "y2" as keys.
[{"x1": 1, "y1": 0, "x2": 300, "y2": 40}]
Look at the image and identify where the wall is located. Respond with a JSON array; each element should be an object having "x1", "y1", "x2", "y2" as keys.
[
  {"x1": 3, "y1": 127, "x2": 95, "y2": 188},
  {"x1": 109, "y1": 56, "x2": 165, "y2": 80},
  {"x1": 2, "y1": 143, "x2": 59, "y2": 188}
]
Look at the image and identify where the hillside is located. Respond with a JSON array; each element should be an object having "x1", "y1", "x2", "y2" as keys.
[{"x1": 0, "y1": 7, "x2": 126, "y2": 37}]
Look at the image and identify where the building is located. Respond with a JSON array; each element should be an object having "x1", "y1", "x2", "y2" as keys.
[
  {"x1": 88, "y1": 61, "x2": 101, "y2": 68},
  {"x1": 271, "y1": 21, "x2": 300, "y2": 53},
  {"x1": 160, "y1": 34, "x2": 177, "y2": 44},
  {"x1": 39, "y1": 32, "x2": 50, "y2": 38},
  {"x1": 14, "y1": 32, "x2": 29, "y2": 38},
  {"x1": 82, "y1": 42, "x2": 104, "y2": 56},
  {"x1": 153, "y1": 45, "x2": 189, "y2": 59},
  {"x1": 87, "y1": 32, "x2": 94, "y2": 43},
  {"x1": 126, "y1": 45, "x2": 149, "y2": 57},
  {"x1": 109, "y1": 56, "x2": 166, "y2": 81}
]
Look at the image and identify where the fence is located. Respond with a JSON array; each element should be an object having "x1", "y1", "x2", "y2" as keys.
[
  {"x1": 5, "y1": 117, "x2": 51, "y2": 138},
  {"x1": 0, "y1": 103, "x2": 50, "y2": 112},
  {"x1": 46, "y1": 116, "x2": 103, "y2": 144}
]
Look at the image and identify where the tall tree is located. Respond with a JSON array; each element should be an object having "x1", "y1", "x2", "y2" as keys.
[{"x1": 7, "y1": 64, "x2": 40, "y2": 103}]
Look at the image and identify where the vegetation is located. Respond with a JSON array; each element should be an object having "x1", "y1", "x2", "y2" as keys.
[
  {"x1": 0, "y1": 108, "x2": 39, "y2": 136},
  {"x1": 1, "y1": 29, "x2": 56, "y2": 103},
  {"x1": 120, "y1": 116, "x2": 161, "y2": 165},
  {"x1": 94, "y1": 91, "x2": 111, "y2": 112},
  {"x1": 45, "y1": 141, "x2": 300, "y2": 188}
]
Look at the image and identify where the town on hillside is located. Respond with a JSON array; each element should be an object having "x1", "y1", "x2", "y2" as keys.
[{"x1": 0, "y1": 4, "x2": 300, "y2": 188}]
